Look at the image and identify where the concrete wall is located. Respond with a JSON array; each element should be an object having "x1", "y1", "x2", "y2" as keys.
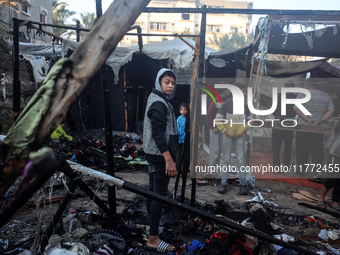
[{"x1": 1, "y1": 0, "x2": 53, "y2": 44}]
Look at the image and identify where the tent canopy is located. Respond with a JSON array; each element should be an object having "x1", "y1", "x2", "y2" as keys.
[
  {"x1": 8, "y1": 41, "x2": 62, "y2": 56},
  {"x1": 254, "y1": 18, "x2": 340, "y2": 58},
  {"x1": 63, "y1": 38, "x2": 217, "y2": 82}
]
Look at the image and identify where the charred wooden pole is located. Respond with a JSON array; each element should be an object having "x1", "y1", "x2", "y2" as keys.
[
  {"x1": 136, "y1": 26, "x2": 143, "y2": 52},
  {"x1": 0, "y1": 0, "x2": 152, "y2": 198},
  {"x1": 128, "y1": 25, "x2": 143, "y2": 52},
  {"x1": 189, "y1": 37, "x2": 200, "y2": 207},
  {"x1": 12, "y1": 18, "x2": 20, "y2": 122},
  {"x1": 96, "y1": 0, "x2": 116, "y2": 213},
  {"x1": 0, "y1": 151, "x2": 62, "y2": 229},
  {"x1": 245, "y1": 44, "x2": 253, "y2": 79},
  {"x1": 198, "y1": 6, "x2": 206, "y2": 79},
  {"x1": 101, "y1": 65, "x2": 117, "y2": 213},
  {"x1": 191, "y1": 6, "x2": 206, "y2": 206}
]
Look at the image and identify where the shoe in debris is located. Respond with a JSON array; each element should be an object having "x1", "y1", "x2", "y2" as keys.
[
  {"x1": 218, "y1": 185, "x2": 227, "y2": 194},
  {"x1": 240, "y1": 185, "x2": 248, "y2": 195}
]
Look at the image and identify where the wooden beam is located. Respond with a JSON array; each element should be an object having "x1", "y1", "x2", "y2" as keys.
[
  {"x1": 37, "y1": 0, "x2": 151, "y2": 144},
  {"x1": 0, "y1": 0, "x2": 151, "y2": 197},
  {"x1": 190, "y1": 36, "x2": 200, "y2": 207}
]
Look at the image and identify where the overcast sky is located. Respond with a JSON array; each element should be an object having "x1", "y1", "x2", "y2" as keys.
[{"x1": 64, "y1": 0, "x2": 340, "y2": 29}]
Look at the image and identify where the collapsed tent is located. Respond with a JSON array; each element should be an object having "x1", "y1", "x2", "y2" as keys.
[
  {"x1": 62, "y1": 39, "x2": 216, "y2": 133},
  {"x1": 203, "y1": 17, "x2": 340, "y2": 143},
  {"x1": 62, "y1": 38, "x2": 216, "y2": 83},
  {"x1": 253, "y1": 17, "x2": 340, "y2": 58}
]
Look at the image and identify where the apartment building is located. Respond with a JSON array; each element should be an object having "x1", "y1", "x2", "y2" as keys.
[
  {"x1": 121, "y1": 0, "x2": 253, "y2": 47},
  {"x1": 1, "y1": 0, "x2": 53, "y2": 44}
]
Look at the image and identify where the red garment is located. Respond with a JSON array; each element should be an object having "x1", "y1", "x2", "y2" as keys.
[
  {"x1": 207, "y1": 232, "x2": 253, "y2": 255},
  {"x1": 206, "y1": 95, "x2": 229, "y2": 129}
]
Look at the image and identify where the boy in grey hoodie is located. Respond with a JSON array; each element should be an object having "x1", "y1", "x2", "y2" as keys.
[{"x1": 143, "y1": 68, "x2": 178, "y2": 253}]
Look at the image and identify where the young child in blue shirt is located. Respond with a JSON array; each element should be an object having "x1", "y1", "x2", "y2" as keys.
[{"x1": 177, "y1": 103, "x2": 188, "y2": 145}]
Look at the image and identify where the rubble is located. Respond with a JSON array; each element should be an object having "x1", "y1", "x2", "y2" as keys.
[{"x1": 0, "y1": 132, "x2": 339, "y2": 254}]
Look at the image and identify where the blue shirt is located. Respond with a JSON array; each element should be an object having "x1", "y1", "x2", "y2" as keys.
[{"x1": 177, "y1": 115, "x2": 186, "y2": 144}]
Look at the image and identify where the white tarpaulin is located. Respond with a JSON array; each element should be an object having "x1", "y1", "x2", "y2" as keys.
[
  {"x1": 7, "y1": 41, "x2": 62, "y2": 56},
  {"x1": 22, "y1": 55, "x2": 49, "y2": 84},
  {"x1": 62, "y1": 38, "x2": 217, "y2": 82}
]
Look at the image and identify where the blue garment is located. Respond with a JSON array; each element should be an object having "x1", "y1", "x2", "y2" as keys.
[
  {"x1": 177, "y1": 115, "x2": 186, "y2": 144},
  {"x1": 186, "y1": 240, "x2": 205, "y2": 251}
]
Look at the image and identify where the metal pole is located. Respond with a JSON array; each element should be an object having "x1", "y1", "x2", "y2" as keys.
[
  {"x1": 76, "y1": 20, "x2": 81, "y2": 42},
  {"x1": 96, "y1": 0, "x2": 103, "y2": 19},
  {"x1": 60, "y1": 163, "x2": 113, "y2": 215},
  {"x1": 143, "y1": 7, "x2": 340, "y2": 16},
  {"x1": 198, "y1": 6, "x2": 206, "y2": 78},
  {"x1": 12, "y1": 18, "x2": 20, "y2": 122},
  {"x1": 96, "y1": 0, "x2": 116, "y2": 213}
]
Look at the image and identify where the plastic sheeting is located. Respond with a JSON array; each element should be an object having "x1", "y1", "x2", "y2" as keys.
[
  {"x1": 22, "y1": 55, "x2": 49, "y2": 84},
  {"x1": 255, "y1": 18, "x2": 340, "y2": 58},
  {"x1": 7, "y1": 41, "x2": 62, "y2": 56},
  {"x1": 62, "y1": 38, "x2": 217, "y2": 83}
]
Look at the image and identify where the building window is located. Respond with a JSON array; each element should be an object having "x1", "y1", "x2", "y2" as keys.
[
  {"x1": 150, "y1": 22, "x2": 168, "y2": 31},
  {"x1": 207, "y1": 25, "x2": 222, "y2": 33},
  {"x1": 21, "y1": 5, "x2": 28, "y2": 13},
  {"x1": 230, "y1": 27, "x2": 238, "y2": 33},
  {"x1": 40, "y1": 13, "x2": 46, "y2": 23},
  {"x1": 182, "y1": 14, "x2": 190, "y2": 20},
  {"x1": 40, "y1": 9, "x2": 47, "y2": 23}
]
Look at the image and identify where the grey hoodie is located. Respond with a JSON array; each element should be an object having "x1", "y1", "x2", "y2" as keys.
[{"x1": 154, "y1": 68, "x2": 177, "y2": 100}]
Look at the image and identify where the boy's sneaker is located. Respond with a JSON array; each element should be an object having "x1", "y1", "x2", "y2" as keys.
[
  {"x1": 218, "y1": 185, "x2": 227, "y2": 194},
  {"x1": 240, "y1": 185, "x2": 248, "y2": 195}
]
